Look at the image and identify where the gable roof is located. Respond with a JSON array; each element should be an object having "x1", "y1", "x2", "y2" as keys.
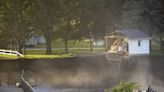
[{"x1": 115, "y1": 29, "x2": 151, "y2": 39}]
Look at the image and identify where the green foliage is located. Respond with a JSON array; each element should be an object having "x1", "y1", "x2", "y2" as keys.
[
  {"x1": 0, "y1": 53, "x2": 73, "y2": 59},
  {"x1": 122, "y1": 0, "x2": 162, "y2": 33},
  {"x1": 24, "y1": 53, "x2": 73, "y2": 59},
  {"x1": 0, "y1": 0, "x2": 163, "y2": 54},
  {"x1": 0, "y1": 0, "x2": 33, "y2": 50},
  {"x1": 0, "y1": 53, "x2": 18, "y2": 59},
  {"x1": 112, "y1": 81, "x2": 138, "y2": 92},
  {"x1": 35, "y1": 40, "x2": 90, "y2": 48}
]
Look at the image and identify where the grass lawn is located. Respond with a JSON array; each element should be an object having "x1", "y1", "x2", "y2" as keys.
[
  {"x1": 0, "y1": 53, "x2": 18, "y2": 59},
  {"x1": 24, "y1": 53, "x2": 73, "y2": 59},
  {"x1": 151, "y1": 40, "x2": 164, "y2": 56},
  {"x1": 27, "y1": 39, "x2": 105, "y2": 54},
  {"x1": 0, "y1": 47, "x2": 105, "y2": 59},
  {"x1": 150, "y1": 49, "x2": 164, "y2": 56},
  {"x1": 25, "y1": 48, "x2": 105, "y2": 54},
  {"x1": 0, "y1": 53, "x2": 73, "y2": 59},
  {"x1": 25, "y1": 49, "x2": 67, "y2": 54},
  {"x1": 36, "y1": 39, "x2": 91, "y2": 48}
]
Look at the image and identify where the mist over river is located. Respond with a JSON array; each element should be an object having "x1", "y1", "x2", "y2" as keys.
[{"x1": 0, "y1": 54, "x2": 164, "y2": 91}]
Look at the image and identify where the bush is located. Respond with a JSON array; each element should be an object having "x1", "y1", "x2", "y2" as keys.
[{"x1": 112, "y1": 81, "x2": 138, "y2": 92}]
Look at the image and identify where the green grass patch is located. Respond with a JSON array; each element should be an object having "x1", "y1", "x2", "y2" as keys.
[
  {"x1": 26, "y1": 50, "x2": 46, "y2": 54},
  {"x1": 36, "y1": 39, "x2": 91, "y2": 48},
  {"x1": 150, "y1": 49, "x2": 164, "y2": 56},
  {"x1": 0, "y1": 53, "x2": 18, "y2": 59},
  {"x1": 25, "y1": 49, "x2": 65, "y2": 54},
  {"x1": 68, "y1": 48, "x2": 105, "y2": 54},
  {"x1": 24, "y1": 53, "x2": 73, "y2": 59},
  {"x1": 0, "y1": 52, "x2": 73, "y2": 59},
  {"x1": 26, "y1": 48, "x2": 105, "y2": 54},
  {"x1": 52, "y1": 39, "x2": 90, "y2": 48}
]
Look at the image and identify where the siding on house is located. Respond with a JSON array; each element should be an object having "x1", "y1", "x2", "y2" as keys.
[
  {"x1": 26, "y1": 35, "x2": 46, "y2": 46},
  {"x1": 37, "y1": 36, "x2": 46, "y2": 44},
  {"x1": 115, "y1": 29, "x2": 151, "y2": 55},
  {"x1": 26, "y1": 36, "x2": 37, "y2": 46},
  {"x1": 128, "y1": 39, "x2": 150, "y2": 54},
  {"x1": 93, "y1": 40, "x2": 104, "y2": 46}
]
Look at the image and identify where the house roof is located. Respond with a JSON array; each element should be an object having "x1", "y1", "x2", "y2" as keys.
[{"x1": 115, "y1": 29, "x2": 151, "y2": 39}]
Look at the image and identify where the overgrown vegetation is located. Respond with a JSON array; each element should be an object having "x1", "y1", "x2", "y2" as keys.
[{"x1": 112, "y1": 81, "x2": 138, "y2": 92}]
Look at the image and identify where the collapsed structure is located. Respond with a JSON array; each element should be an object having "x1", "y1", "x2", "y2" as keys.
[{"x1": 105, "y1": 29, "x2": 151, "y2": 55}]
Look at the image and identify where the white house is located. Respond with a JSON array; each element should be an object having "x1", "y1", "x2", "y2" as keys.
[
  {"x1": 93, "y1": 39, "x2": 104, "y2": 46},
  {"x1": 26, "y1": 35, "x2": 38, "y2": 46},
  {"x1": 105, "y1": 29, "x2": 151, "y2": 55},
  {"x1": 26, "y1": 33, "x2": 46, "y2": 46}
]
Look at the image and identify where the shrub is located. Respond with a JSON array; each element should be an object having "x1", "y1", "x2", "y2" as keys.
[{"x1": 112, "y1": 81, "x2": 138, "y2": 92}]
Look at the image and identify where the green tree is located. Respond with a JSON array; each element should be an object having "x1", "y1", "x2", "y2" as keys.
[
  {"x1": 0, "y1": 0, "x2": 33, "y2": 53},
  {"x1": 122, "y1": 0, "x2": 163, "y2": 51},
  {"x1": 56, "y1": 18, "x2": 79, "y2": 53},
  {"x1": 122, "y1": 0, "x2": 162, "y2": 32},
  {"x1": 75, "y1": 0, "x2": 124, "y2": 52},
  {"x1": 56, "y1": 0, "x2": 80, "y2": 53},
  {"x1": 159, "y1": 0, "x2": 164, "y2": 50},
  {"x1": 77, "y1": 0, "x2": 106, "y2": 52},
  {"x1": 112, "y1": 81, "x2": 138, "y2": 92},
  {"x1": 32, "y1": 0, "x2": 63, "y2": 54}
]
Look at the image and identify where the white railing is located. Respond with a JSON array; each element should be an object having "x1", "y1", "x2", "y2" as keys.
[{"x1": 0, "y1": 49, "x2": 24, "y2": 57}]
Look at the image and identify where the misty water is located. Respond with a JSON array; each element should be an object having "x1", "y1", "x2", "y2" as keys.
[
  {"x1": 0, "y1": 54, "x2": 164, "y2": 92},
  {"x1": 31, "y1": 55, "x2": 164, "y2": 92}
]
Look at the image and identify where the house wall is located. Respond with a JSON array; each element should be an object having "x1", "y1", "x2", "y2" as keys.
[
  {"x1": 26, "y1": 35, "x2": 46, "y2": 46},
  {"x1": 37, "y1": 36, "x2": 46, "y2": 44},
  {"x1": 26, "y1": 36, "x2": 37, "y2": 46},
  {"x1": 93, "y1": 39, "x2": 104, "y2": 46},
  {"x1": 128, "y1": 39, "x2": 150, "y2": 54}
]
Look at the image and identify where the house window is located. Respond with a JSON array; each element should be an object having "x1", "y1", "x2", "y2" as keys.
[{"x1": 138, "y1": 40, "x2": 141, "y2": 47}]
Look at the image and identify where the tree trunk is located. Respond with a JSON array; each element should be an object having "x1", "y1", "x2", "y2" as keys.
[
  {"x1": 148, "y1": 32, "x2": 152, "y2": 52},
  {"x1": 160, "y1": 31, "x2": 163, "y2": 51},
  {"x1": 150, "y1": 39, "x2": 152, "y2": 52},
  {"x1": 45, "y1": 31, "x2": 52, "y2": 54},
  {"x1": 23, "y1": 38, "x2": 26, "y2": 55},
  {"x1": 89, "y1": 38, "x2": 93, "y2": 52},
  {"x1": 18, "y1": 40, "x2": 22, "y2": 53},
  {"x1": 64, "y1": 40, "x2": 68, "y2": 53},
  {"x1": 11, "y1": 42, "x2": 14, "y2": 50}
]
